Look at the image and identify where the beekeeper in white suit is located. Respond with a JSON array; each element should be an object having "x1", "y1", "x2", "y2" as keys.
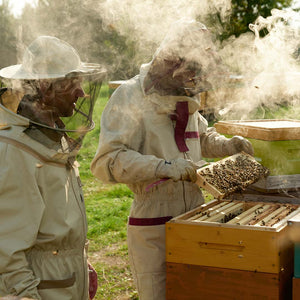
[
  {"x1": 91, "y1": 20, "x2": 253, "y2": 299},
  {"x1": 0, "y1": 36, "x2": 105, "y2": 300}
]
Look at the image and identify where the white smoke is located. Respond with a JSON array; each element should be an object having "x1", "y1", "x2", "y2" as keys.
[
  {"x1": 99, "y1": 0, "x2": 231, "y2": 59},
  {"x1": 98, "y1": 1, "x2": 299, "y2": 119},
  {"x1": 217, "y1": 9, "x2": 300, "y2": 119},
  {"x1": 13, "y1": 0, "x2": 300, "y2": 120}
]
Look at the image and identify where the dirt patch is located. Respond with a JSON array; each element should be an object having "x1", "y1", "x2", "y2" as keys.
[
  {"x1": 89, "y1": 243, "x2": 128, "y2": 267},
  {"x1": 88, "y1": 242, "x2": 138, "y2": 300}
]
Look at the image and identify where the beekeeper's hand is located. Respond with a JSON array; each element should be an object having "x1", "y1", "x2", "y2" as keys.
[
  {"x1": 155, "y1": 158, "x2": 198, "y2": 182},
  {"x1": 225, "y1": 136, "x2": 254, "y2": 156}
]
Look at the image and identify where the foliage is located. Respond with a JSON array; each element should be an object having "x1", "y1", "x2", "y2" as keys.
[
  {"x1": 204, "y1": 0, "x2": 293, "y2": 41},
  {"x1": 0, "y1": 0, "x2": 296, "y2": 79},
  {"x1": 0, "y1": 0, "x2": 17, "y2": 68},
  {"x1": 19, "y1": 0, "x2": 139, "y2": 80}
]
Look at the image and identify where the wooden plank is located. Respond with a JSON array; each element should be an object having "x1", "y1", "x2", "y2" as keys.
[
  {"x1": 227, "y1": 204, "x2": 266, "y2": 225},
  {"x1": 166, "y1": 263, "x2": 293, "y2": 300},
  {"x1": 214, "y1": 119, "x2": 300, "y2": 141},
  {"x1": 275, "y1": 207, "x2": 300, "y2": 224},
  {"x1": 196, "y1": 171, "x2": 224, "y2": 199},
  {"x1": 293, "y1": 277, "x2": 300, "y2": 300},
  {"x1": 247, "y1": 205, "x2": 279, "y2": 225},
  {"x1": 195, "y1": 202, "x2": 238, "y2": 222},
  {"x1": 288, "y1": 212, "x2": 300, "y2": 225},
  {"x1": 255, "y1": 206, "x2": 287, "y2": 226},
  {"x1": 231, "y1": 190, "x2": 300, "y2": 204},
  {"x1": 173, "y1": 199, "x2": 299, "y2": 228},
  {"x1": 186, "y1": 200, "x2": 225, "y2": 221},
  {"x1": 204, "y1": 203, "x2": 244, "y2": 223},
  {"x1": 266, "y1": 207, "x2": 297, "y2": 227},
  {"x1": 166, "y1": 221, "x2": 293, "y2": 273},
  {"x1": 189, "y1": 202, "x2": 229, "y2": 221},
  {"x1": 251, "y1": 175, "x2": 300, "y2": 193}
]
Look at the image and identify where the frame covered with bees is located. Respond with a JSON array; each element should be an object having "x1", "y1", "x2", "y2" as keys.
[{"x1": 196, "y1": 152, "x2": 269, "y2": 199}]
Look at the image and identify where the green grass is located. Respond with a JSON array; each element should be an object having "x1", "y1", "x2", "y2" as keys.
[
  {"x1": 78, "y1": 83, "x2": 137, "y2": 299},
  {"x1": 86, "y1": 185, "x2": 133, "y2": 250}
]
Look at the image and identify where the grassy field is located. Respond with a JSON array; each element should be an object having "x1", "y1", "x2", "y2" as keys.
[
  {"x1": 78, "y1": 83, "x2": 138, "y2": 300},
  {"x1": 78, "y1": 83, "x2": 299, "y2": 299}
]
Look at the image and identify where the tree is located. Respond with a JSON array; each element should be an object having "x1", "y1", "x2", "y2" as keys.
[
  {"x1": 18, "y1": 0, "x2": 141, "y2": 80},
  {"x1": 16, "y1": 0, "x2": 298, "y2": 79},
  {"x1": 204, "y1": 0, "x2": 293, "y2": 41},
  {"x1": 0, "y1": 0, "x2": 17, "y2": 69}
]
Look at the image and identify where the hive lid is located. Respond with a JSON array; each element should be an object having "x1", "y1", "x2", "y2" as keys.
[
  {"x1": 214, "y1": 119, "x2": 300, "y2": 141},
  {"x1": 108, "y1": 80, "x2": 126, "y2": 88}
]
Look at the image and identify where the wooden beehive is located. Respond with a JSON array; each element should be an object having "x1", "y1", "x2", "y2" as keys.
[
  {"x1": 166, "y1": 199, "x2": 300, "y2": 300},
  {"x1": 108, "y1": 80, "x2": 126, "y2": 98}
]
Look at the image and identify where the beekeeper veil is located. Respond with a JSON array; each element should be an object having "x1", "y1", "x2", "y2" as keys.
[
  {"x1": 143, "y1": 19, "x2": 224, "y2": 97},
  {"x1": 0, "y1": 36, "x2": 106, "y2": 152}
]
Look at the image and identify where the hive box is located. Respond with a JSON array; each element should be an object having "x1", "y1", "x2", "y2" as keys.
[
  {"x1": 166, "y1": 199, "x2": 300, "y2": 300},
  {"x1": 287, "y1": 214, "x2": 300, "y2": 281},
  {"x1": 214, "y1": 119, "x2": 300, "y2": 176},
  {"x1": 108, "y1": 80, "x2": 126, "y2": 98},
  {"x1": 293, "y1": 277, "x2": 300, "y2": 300}
]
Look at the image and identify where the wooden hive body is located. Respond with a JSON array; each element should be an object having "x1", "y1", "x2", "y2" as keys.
[{"x1": 166, "y1": 199, "x2": 300, "y2": 300}]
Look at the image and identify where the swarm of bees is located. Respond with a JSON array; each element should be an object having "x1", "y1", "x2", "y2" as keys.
[{"x1": 197, "y1": 152, "x2": 269, "y2": 198}]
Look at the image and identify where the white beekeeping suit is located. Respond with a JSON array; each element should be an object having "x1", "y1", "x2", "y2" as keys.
[
  {"x1": 0, "y1": 36, "x2": 106, "y2": 300},
  {"x1": 91, "y1": 19, "x2": 253, "y2": 300}
]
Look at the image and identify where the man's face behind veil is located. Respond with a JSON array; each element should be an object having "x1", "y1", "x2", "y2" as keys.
[{"x1": 43, "y1": 78, "x2": 85, "y2": 118}]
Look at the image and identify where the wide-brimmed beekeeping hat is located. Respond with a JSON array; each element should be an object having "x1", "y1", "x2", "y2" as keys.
[{"x1": 0, "y1": 35, "x2": 104, "y2": 80}]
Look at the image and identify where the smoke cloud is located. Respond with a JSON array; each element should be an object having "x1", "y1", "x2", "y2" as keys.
[
  {"x1": 99, "y1": 0, "x2": 231, "y2": 57},
  {"x1": 214, "y1": 9, "x2": 300, "y2": 119},
  {"x1": 98, "y1": 1, "x2": 299, "y2": 119},
  {"x1": 12, "y1": 1, "x2": 300, "y2": 120}
]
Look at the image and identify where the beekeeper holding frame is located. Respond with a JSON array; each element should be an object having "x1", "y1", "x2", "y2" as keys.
[{"x1": 91, "y1": 19, "x2": 253, "y2": 299}]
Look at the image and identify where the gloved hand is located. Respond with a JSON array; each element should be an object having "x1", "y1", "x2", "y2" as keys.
[
  {"x1": 225, "y1": 136, "x2": 254, "y2": 156},
  {"x1": 88, "y1": 262, "x2": 98, "y2": 299},
  {"x1": 155, "y1": 158, "x2": 198, "y2": 183}
]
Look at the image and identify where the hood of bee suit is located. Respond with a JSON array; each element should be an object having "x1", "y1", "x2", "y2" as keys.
[
  {"x1": 0, "y1": 89, "x2": 29, "y2": 127},
  {"x1": 0, "y1": 36, "x2": 106, "y2": 153},
  {"x1": 139, "y1": 62, "x2": 201, "y2": 115},
  {"x1": 0, "y1": 35, "x2": 105, "y2": 80},
  {"x1": 142, "y1": 19, "x2": 221, "y2": 98},
  {"x1": 0, "y1": 89, "x2": 78, "y2": 163}
]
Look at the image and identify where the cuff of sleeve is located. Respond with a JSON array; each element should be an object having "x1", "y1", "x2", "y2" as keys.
[{"x1": 2, "y1": 269, "x2": 41, "y2": 300}]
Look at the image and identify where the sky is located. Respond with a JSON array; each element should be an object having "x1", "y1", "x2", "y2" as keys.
[{"x1": 2, "y1": 0, "x2": 37, "y2": 17}]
